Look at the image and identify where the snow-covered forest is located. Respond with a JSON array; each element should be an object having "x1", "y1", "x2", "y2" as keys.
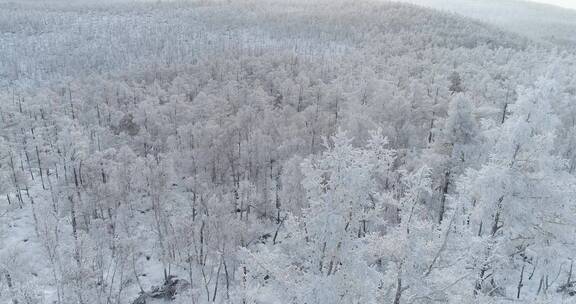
[
  {"x1": 0, "y1": 0, "x2": 575, "y2": 303},
  {"x1": 400, "y1": 0, "x2": 576, "y2": 47}
]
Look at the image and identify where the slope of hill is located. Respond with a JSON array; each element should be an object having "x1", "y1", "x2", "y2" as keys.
[
  {"x1": 398, "y1": 0, "x2": 576, "y2": 47},
  {"x1": 0, "y1": 1, "x2": 575, "y2": 304}
]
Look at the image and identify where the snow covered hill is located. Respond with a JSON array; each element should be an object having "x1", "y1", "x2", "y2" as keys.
[
  {"x1": 396, "y1": 0, "x2": 576, "y2": 47},
  {"x1": 0, "y1": 1, "x2": 575, "y2": 304}
]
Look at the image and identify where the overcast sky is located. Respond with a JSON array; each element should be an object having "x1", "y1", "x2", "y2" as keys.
[{"x1": 529, "y1": 0, "x2": 576, "y2": 9}]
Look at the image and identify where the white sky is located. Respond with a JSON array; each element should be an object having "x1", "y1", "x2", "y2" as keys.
[{"x1": 528, "y1": 0, "x2": 576, "y2": 10}]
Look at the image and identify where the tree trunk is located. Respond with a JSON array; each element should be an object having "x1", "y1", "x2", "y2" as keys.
[
  {"x1": 5, "y1": 272, "x2": 19, "y2": 304},
  {"x1": 438, "y1": 171, "x2": 450, "y2": 224},
  {"x1": 517, "y1": 263, "x2": 525, "y2": 299},
  {"x1": 393, "y1": 275, "x2": 402, "y2": 304}
]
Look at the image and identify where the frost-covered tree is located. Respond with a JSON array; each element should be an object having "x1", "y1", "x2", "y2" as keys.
[
  {"x1": 456, "y1": 78, "x2": 576, "y2": 300},
  {"x1": 243, "y1": 130, "x2": 395, "y2": 304}
]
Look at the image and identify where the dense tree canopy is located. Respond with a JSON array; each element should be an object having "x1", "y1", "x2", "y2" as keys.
[{"x1": 0, "y1": 0, "x2": 575, "y2": 303}]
